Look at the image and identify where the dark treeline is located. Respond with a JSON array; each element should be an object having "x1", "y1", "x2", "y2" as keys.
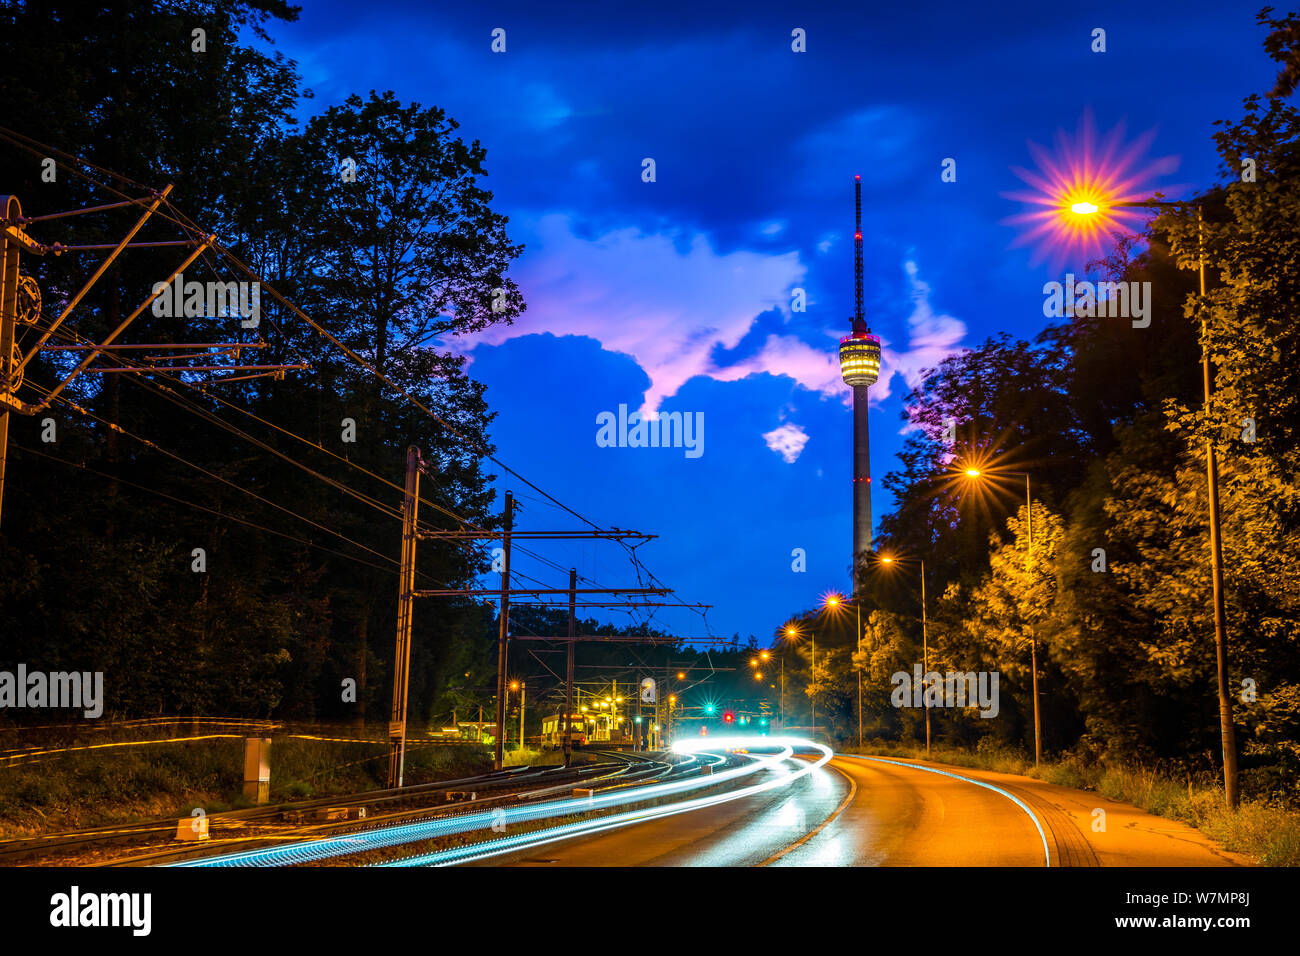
[
  {"x1": 0, "y1": 1, "x2": 533, "y2": 726},
  {"x1": 779, "y1": 10, "x2": 1300, "y2": 798}
]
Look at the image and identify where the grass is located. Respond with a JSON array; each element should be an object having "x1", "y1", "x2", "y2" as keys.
[
  {"x1": 845, "y1": 738, "x2": 1300, "y2": 866},
  {"x1": 0, "y1": 731, "x2": 494, "y2": 839}
]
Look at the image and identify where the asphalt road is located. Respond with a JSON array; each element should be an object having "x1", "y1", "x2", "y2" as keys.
[{"x1": 472, "y1": 752, "x2": 1254, "y2": 867}]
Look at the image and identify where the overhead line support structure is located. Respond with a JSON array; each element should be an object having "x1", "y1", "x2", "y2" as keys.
[{"x1": 392, "y1": 485, "x2": 691, "y2": 776}]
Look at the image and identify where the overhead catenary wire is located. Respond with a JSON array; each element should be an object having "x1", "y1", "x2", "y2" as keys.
[{"x1": 9, "y1": 442, "x2": 401, "y2": 578}]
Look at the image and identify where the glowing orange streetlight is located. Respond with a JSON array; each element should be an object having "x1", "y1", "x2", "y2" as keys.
[{"x1": 1002, "y1": 110, "x2": 1179, "y2": 270}]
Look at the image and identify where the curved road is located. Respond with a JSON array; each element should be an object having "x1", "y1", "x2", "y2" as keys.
[{"x1": 472, "y1": 752, "x2": 1252, "y2": 867}]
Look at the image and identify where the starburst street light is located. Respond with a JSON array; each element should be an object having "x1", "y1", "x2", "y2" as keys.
[{"x1": 1002, "y1": 109, "x2": 1181, "y2": 270}]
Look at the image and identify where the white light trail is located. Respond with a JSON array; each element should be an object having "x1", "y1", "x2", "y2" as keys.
[
  {"x1": 383, "y1": 737, "x2": 832, "y2": 866},
  {"x1": 173, "y1": 737, "x2": 826, "y2": 868}
]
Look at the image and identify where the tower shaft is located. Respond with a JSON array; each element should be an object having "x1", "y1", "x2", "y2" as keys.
[{"x1": 852, "y1": 384, "x2": 871, "y2": 589}]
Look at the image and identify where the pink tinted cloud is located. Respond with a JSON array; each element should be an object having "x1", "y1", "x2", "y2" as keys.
[
  {"x1": 448, "y1": 217, "x2": 965, "y2": 417},
  {"x1": 448, "y1": 213, "x2": 805, "y2": 411}
]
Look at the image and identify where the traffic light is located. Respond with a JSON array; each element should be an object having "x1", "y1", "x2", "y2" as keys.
[
  {"x1": 760, "y1": 718, "x2": 769, "y2": 727},
  {"x1": 705, "y1": 704, "x2": 715, "y2": 715},
  {"x1": 723, "y1": 710, "x2": 735, "y2": 724}
]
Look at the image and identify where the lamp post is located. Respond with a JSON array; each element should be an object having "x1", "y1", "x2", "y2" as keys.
[
  {"x1": 508, "y1": 681, "x2": 520, "y2": 752},
  {"x1": 963, "y1": 467, "x2": 1040, "y2": 766},
  {"x1": 822, "y1": 594, "x2": 865, "y2": 749},
  {"x1": 1069, "y1": 197, "x2": 1238, "y2": 807},
  {"x1": 877, "y1": 556, "x2": 931, "y2": 757},
  {"x1": 783, "y1": 624, "x2": 816, "y2": 733},
  {"x1": 750, "y1": 649, "x2": 773, "y2": 730},
  {"x1": 770, "y1": 651, "x2": 786, "y2": 728}
]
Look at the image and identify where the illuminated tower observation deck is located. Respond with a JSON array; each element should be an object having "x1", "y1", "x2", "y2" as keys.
[{"x1": 839, "y1": 175, "x2": 881, "y2": 589}]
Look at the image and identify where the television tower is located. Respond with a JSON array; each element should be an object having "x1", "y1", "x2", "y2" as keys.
[{"x1": 838, "y1": 175, "x2": 881, "y2": 591}]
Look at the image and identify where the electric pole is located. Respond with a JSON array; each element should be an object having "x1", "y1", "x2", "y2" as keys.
[
  {"x1": 0, "y1": 195, "x2": 23, "y2": 528},
  {"x1": 494, "y1": 491, "x2": 514, "y2": 770},
  {"x1": 387, "y1": 445, "x2": 420, "y2": 788},
  {"x1": 565, "y1": 567, "x2": 576, "y2": 767}
]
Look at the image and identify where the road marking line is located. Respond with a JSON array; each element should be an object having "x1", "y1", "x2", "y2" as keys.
[
  {"x1": 846, "y1": 755, "x2": 1052, "y2": 867},
  {"x1": 758, "y1": 759, "x2": 857, "y2": 866}
]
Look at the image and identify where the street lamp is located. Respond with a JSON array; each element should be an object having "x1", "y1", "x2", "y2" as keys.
[
  {"x1": 1069, "y1": 196, "x2": 1237, "y2": 805},
  {"x1": 877, "y1": 554, "x2": 932, "y2": 757},
  {"x1": 784, "y1": 623, "x2": 816, "y2": 733},
  {"x1": 509, "y1": 680, "x2": 526, "y2": 752},
  {"x1": 961, "y1": 467, "x2": 1041, "y2": 766},
  {"x1": 758, "y1": 649, "x2": 784, "y2": 728},
  {"x1": 821, "y1": 593, "x2": 866, "y2": 749}
]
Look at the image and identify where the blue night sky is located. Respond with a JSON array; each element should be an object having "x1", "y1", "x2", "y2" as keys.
[{"x1": 258, "y1": 0, "x2": 1273, "y2": 643}]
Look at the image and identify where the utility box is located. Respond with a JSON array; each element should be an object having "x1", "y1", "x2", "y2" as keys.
[
  {"x1": 243, "y1": 737, "x2": 271, "y2": 804},
  {"x1": 175, "y1": 813, "x2": 209, "y2": 841}
]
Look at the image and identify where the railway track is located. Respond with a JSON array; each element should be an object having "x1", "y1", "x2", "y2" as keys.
[
  {"x1": 166, "y1": 748, "x2": 742, "y2": 868},
  {"x1": 0, "y1": 750, "x2": 685, "y2": 866}
]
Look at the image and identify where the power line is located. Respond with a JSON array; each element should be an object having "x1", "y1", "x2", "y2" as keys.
[{"x1": 9, "y1": 442, "x2": 400, "y2": 577}]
